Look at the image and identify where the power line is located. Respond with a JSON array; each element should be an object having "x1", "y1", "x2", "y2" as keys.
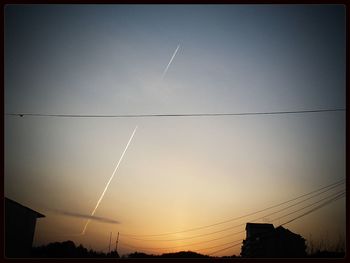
[
  {"x1": 238, "y1": 192, "x2": 344, "y2": 258},
  {"x1": 195, "y1": 192, "x2": 344, "y2": 256},
  {"x1": 121, "y1": 184, "x2": 344, "y2": 242},
  {"x1": 271, "y1": 190, "x2": 345, "y2": 224},
  {"x1": 117, "y1": 190, "x2": 345, "y2": 256},
  {"x1": 5, "y1": 108, "x2": 345, "y2": 118},
  {"x1": 208, "y1": 242, "x2": 242, "y2": 256},
  {"x1": 161, "y1": 191, "x2": 341, "y2": 241},
  {"x1": 196, "y1": 240, "x2": 243, "y2": 252},
  {"x1": 208, "y1": 193, "x2": 345, "y2": 257},
  {"x1": 255, "y1": 187, "x2": 345, "y2": 222},
  {"x1": 121, "y1": 179, "x2": 344, "y2": 238},
  {"x1": 279, "y1": 192, "x2": 345, "y2": 227},
  {"x1": 119, "y1": 230, "x2": 246, "y2": 252},
  {"x1": 122, "y1": 185, "x2": 344, "y2": 242},
  {"x1": 123, "y1": 223, "x2": 245, "y2": 242}
]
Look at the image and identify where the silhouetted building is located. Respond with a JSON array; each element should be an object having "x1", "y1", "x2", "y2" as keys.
[
  {"x1": 241, "y1": 223, "x2": 306, "y2": 258},
  {"x1": 5, "y1": 197, "x2": 45, "y2": 258}
]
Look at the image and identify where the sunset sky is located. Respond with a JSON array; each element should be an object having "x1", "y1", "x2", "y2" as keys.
[{"x1": 4, "y1": 4, "x2": 345, "y2": 256}]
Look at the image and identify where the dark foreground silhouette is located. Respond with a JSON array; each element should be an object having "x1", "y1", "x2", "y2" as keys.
[
  {"x1": 241, "y1": 223, "x2": 307, "y2": 257},
  {"x1": 30, "y1": 240, "x2": 345, "y2": 258},
  {"x1": 309, "y1": 250, "x2": 345, "y2": 258},
  {"x1": 31, "y1": 241, "x2": 209, "y2": 258},
  {"x1": 31, "y1": 241, "x2": 119, "y2": 258},
  {"x1": 127, "y1": 251, "x2": 210, "y2": 258}
]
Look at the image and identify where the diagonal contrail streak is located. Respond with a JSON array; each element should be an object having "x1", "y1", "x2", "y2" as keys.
[
  {"x1": 81, "y1": 126, "x2": 138, "y2": 234},
  {"x1": 161, "y1": 44, "x2": 180, "y2": 80}
]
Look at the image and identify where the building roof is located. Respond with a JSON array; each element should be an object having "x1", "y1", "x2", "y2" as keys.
[
  {"x1": 245, "y1": 223, "x2": 274, "y2": 230},
  {"x1": 5, "y1": 197, "x2": 45, "y2": 218},
  {"x1": 275, "y1": 226, "x2": 304, "y2": 239}
]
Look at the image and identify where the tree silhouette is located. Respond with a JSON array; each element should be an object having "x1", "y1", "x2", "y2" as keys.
[{"x1": 31, "y1": 241, "x2": 119, "y2": 258}]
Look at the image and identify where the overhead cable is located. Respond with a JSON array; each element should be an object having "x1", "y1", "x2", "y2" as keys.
[
  {"x1": 120, "y1": 179, "x2": 344, "y2": 238},
  {"x1": 5, "y1": 108, "x2": 345, "y2": 118},
  {"x1": 122, "y1": 187, "x2": 344, "y2": 242},
  {"x1": 208, "y1": 192, "x2": 345, "y2": 256}
]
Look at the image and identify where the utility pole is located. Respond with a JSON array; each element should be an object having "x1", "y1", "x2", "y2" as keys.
[
  {"x1": 108, "y1": 232, "x2": 112, "y2": 253},
  {"x1": 115, "y1": 232, "x2": 120, "y2": 253}
]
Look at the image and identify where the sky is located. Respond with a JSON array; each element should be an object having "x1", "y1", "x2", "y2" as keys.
[{"x1": 4, "y1": 4, "x2": 346, "y2": 257}]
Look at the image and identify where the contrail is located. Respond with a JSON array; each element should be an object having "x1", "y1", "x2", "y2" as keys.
[
  {"x1": 161, "y1": 44, "x2": 180, "y2": 80},
  {"x1": 81, "y1": 126, "x2": 138, "y2": 234}
]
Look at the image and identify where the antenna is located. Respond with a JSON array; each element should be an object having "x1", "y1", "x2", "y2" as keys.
[
  {"x1": 116, "y1": 232, "x2": 119, "y2": 253},
  {"x1": 108, "y1": 232, "x2": 112, "y2": 253}
]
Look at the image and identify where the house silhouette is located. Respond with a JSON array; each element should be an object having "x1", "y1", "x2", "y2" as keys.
[
  {"x1": 5, "y1": 197, "x2": 45, "y2": 258},
  {"x1": 241, "y1": 223, "x2": 306, "y2": 258}
]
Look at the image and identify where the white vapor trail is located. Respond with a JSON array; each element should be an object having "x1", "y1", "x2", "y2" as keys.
[
  {"x1": 81, "y1": 126, "x2": 138, "y2": 235},
  {"x1": 161, "y1": 44, "x2": 180, "y2": 80}
]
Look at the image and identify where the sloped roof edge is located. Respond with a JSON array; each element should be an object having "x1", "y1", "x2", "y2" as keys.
[
  {"x1": 5, "y1": 197, "x2": 45, "y2": 218},
  {"x1": 246, "y1": 223, "x2": 274, "y2": 230}
]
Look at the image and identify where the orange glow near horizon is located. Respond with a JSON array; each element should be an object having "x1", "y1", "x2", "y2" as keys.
[{"x1": 32, "y1": 177, "x2": 345, "y2": 256}]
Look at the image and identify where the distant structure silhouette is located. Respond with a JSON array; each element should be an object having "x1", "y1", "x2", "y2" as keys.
[
  {"x1": 127, "y1": 251, "x2": 209, "y2": 258},
  {"x1": 241, "y1": 223, "x2": 306, "y2": 258},
  {"x1": 5, "y1": 197, "x2": 45, "y2": 258}
]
